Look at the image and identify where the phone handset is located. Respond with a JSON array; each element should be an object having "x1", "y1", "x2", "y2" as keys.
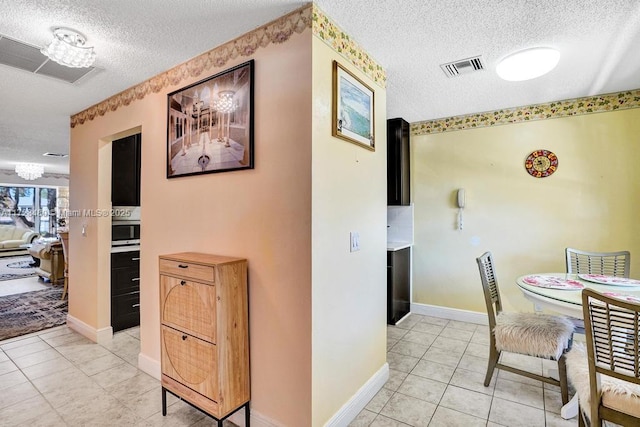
[
  {"x1": 456, "y1": 189, "x2": 465, "y2": 230},
  {"x1": 457, "y1": 189, "x2": 465, "y2": 209}
]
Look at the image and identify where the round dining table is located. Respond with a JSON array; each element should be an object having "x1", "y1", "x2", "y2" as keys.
[
  {"x1": 516, "y1": 272, "x2": 640, "y2": 419},
  {"x1": 516, "y1": 272, "x2": 640, "y2": 318}
]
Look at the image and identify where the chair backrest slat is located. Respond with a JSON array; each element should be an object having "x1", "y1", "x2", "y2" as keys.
[
  {"x1": 566, "y1": 248, "x2": 630, "y2": 277},
  {"x1": 582, "y1": 289, "x2": 640, "y2": 386},
  {"x1": 476, "y1": 251, "x2": 501, "y2": 329}
]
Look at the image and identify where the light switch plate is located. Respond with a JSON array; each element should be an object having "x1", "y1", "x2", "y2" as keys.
[{"x1": 350, "y1": 231, "x2": 360, "y2": 252}]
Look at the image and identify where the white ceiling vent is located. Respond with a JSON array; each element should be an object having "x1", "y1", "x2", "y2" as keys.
[
  {"x1": 440, "y1": 56, "x2": 485, "y2": 78},
  {"x1": 0, "y1": 34, "x2": 96, "y2": 84}
]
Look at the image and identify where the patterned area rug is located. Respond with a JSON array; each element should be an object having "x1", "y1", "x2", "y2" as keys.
[
  {"x1": 0, "y1": 287, "x2": 67, "y2": 341},
  {"x1": 0, "y1": 255, "x2": 37, "y2": 281}
]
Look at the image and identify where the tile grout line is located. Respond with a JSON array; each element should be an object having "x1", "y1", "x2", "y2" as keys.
[
  {"x1": 0, "y1": 327, "x2": 153, "y2": 426},
  {"x1": 0, "y1": 335, "x2": 61, "y2": 423},
  {"x1": 381, "y1": 315, "x2": 569, "y2": 427}
]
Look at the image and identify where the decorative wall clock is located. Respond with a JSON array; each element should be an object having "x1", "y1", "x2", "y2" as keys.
[{"x1": 524, "y1": 149, "x2": 558, "y2": 178}]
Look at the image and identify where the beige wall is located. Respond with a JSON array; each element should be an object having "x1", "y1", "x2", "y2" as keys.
[
  {"x1": 412, "y1": 108, "x2": 640, "y2": 313},
  {"x1": 311, "y1": 37, "x2": 388, "y2": 425},
  {"x1": 69, "y1": 31, "x2": 313, "y2": 426}
]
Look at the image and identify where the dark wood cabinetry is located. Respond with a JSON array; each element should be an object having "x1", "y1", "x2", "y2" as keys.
[
  {"x1": 387, "y1": 118, "x2": 411, "y2": 206},
  {"x1": 112, "y1": 133, "x2": 141, "y2": 207},
  {"x1": 387, "y1": 247, "x2": 410, "y2": 325},
  {"x1": 111, "y1": 250, "x2": 140, "y2": 332}
]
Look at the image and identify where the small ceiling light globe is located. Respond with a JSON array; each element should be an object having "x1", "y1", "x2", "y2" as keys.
[{"x1": 496, "y1": 47, "x2": 560, "y2": 81}]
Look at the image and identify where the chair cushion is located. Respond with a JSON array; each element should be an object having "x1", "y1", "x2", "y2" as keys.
[
  {"x1": 566, "y1": 344, "x2": 640, "y2": 418},
  {"x1": 494, "y1": 312, "x2": 574, "y2": 360}
]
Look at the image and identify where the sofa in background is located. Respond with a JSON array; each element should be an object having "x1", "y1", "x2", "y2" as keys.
[{"x1": 0, "y1": 224, "x2": 38, "y2": 252}]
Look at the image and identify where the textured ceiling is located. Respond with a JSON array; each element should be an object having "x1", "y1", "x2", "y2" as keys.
[{"x1": 1, "y1": 0, "x2": 640, "y2": 175}]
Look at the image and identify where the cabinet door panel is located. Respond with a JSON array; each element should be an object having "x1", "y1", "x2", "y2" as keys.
[
  {"x1": 387, "y1": 118, "x2": 411, "y2": 205},
  {"x1": 111, "y1": 134, "x2": 141, "y2": 206},
  {"x1": 161, "y1": 326, "x2": 218, "y2": 401},
  {"x1": 161, "y1": 276, "x2": 217, "y2": 343},
  {"x1": 387, "y1": 248, "x2": 411, "y2": 324}
]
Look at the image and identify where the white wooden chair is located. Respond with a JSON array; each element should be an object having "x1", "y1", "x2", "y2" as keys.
[
  {"x1": 567, "y1": 289, "x2": 640, "y2": 426},
  {"x1": 476, "y1": 251, "x2": 574, "y2": 404},
  {"x1": 566, "y1": 248, "x2": 630, "y2": 278}
]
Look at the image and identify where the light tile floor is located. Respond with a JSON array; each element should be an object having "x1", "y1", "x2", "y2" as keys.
[
  {"x1": 350, "y1": 314, "x2": 579, "y2": 427},
  {"x1": 0, "y1": 325, "x2": 235, "y2": 426},
  {"x1": 0, "y1": 313, "x2": 581, "y2": 426}
]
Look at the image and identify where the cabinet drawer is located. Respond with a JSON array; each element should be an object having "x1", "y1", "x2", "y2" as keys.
[
  {"x1": 160, "y1": 276, "x2": 216, "y2": 343},
  {"x1": 112, "y1": 267, "x2": 140, "y2": 295},
  {"x1": 111, "y1": 251, "x2": 140, "y2": 268},
  {"x1": 159, "y1": 259, "x2": 214, "y2": 283},
  {"x1": 161, "y1": 325, "x2": 218, "y2": 402},
  {"x1": 112, "y1": 291, "x2": 140, "y2": 332}
]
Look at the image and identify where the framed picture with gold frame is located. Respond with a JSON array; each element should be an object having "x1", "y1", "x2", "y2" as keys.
[{"x1": 331, "y1": 60, "x2": 375, "y2": 151}]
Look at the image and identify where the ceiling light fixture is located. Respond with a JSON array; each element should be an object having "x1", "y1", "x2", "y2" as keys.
[
  {"x1": 15, "y1": 163, "x2": 44, "y2": 180},
  {"x1": 496, "y1": 47, "x2": 560, "y2": 81},
  {"x1": 41, "y1": 27, "x2": 96, "y2": 68}
]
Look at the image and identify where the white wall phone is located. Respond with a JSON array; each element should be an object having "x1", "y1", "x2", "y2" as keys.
[
  {"x1": 457, "y1": 188, "x2": 466, "y2": 209},
  {"x1": 456, "y1": 189, "x2": 465, "y2": 230}
]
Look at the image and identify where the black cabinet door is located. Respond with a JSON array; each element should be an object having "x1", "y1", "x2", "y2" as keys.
[
  {"x1": 387, "y1": 118, "x2": 410, "y2": 206},
  {"x1": 111, "y1": 251, "x2": 141, "y2": 332},
  {"x1": 112, "y1": 133, "x2": 141, "y2": 206},
  {"x1": 111, "y1": 251, "x2": 140, "y2": 295},
  {"x1": 111, "y1": 291, "x2": 140, "y2": 332},
  {"x1": 387, "y1": 248, "x2": 410, "y2": 325},
  {"x1": 111, "y1": 251, "x2": 140, "y2": 269},
  {"x1": 111, "y1": 267, "x2": 140, "y2": 295}
]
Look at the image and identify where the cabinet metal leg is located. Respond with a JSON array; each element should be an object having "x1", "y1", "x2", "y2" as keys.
[{"x1": 161, "y1": 386, "x2": 248, "y2": 426}]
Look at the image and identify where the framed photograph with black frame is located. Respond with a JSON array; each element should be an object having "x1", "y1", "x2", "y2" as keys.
[
  {"x1": 166, "y1": 60, "x2": 254, "y2": 178},
  {"x1": 332, "y1": 60, "x2": 375, "y2": 151}
]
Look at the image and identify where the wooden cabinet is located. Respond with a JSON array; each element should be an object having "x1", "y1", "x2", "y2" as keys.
[
  {"x1": 111, "y1": 250, "x2": 140, "y2": 332},
  {"x1": 387, "y1": 118, "x2": 411, "y2": 206},
  {"x1": 159, "y1": 252, "x2": 250, "y2": 425},
  {"x1": 387, "y1": 248, "x2": 410, "y2": 325},
  {"x1": 111, "y1": 133, "x2": 141, "y2": 207}
]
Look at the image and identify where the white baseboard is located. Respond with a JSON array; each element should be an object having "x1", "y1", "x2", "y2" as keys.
[
  {"x1": 66, "y1": 314, "x2": 113, "y2": 344},
  {"x1": 138, "y1": 352, "x2": 161, "y2": 380},
  {"x1": 325, "y1": 362, "x2": 389, "y2": 427},
  {"x1": 411, "y1": 302, "x2": 488, "y2": 326},
  {"x1": 228, "y1": 363, "x2": 390, "y2": 427}
]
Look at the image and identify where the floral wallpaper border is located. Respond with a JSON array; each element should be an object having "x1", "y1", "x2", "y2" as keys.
[
  {"x1": 411, "y1": 90, "x2": 640, "y2": 136},
  {"x1": 70, "y1": 3, "x2": 387, "y2": 128},
  {"x1": 311, "y1": 4, "x2": 386, "y2": 88},
  {"x1": 71, "y1": 4, "x2": 313, "y2": 128}
]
